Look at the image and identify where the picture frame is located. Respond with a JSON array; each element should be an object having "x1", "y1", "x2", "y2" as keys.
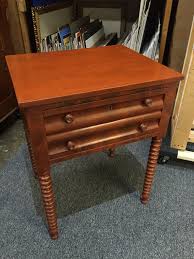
[
  {"x1": 76, "y1": 0, "x2": 129, "y2": 37},
  {"x1": 31, "y1": 0, "x2": 74, "y2": 51}
]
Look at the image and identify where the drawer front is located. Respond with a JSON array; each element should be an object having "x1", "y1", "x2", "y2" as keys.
[
  {"x1": 47, "y1": 119, "x2": 160, "y2": 157},
  {"x1": 44, "y1": 94, "x2": 164, "y2": 136},
  {"x1": 44, "y1": 91, "x2": 164, "y2": 159}
]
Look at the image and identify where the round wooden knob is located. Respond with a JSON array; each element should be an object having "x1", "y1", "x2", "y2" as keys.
[
  {"x1": 144, "y1": 98, "x2": 153, "y2": 107},
  {"x1": 64, "y1": 114, "x2": 74, "y2": 124},
  {"x1": 67, "y1": 141, "x2": 76, "y2": 151},
  {"x1": 139, "y1": 123, "x2": 147, "y2": 132}
]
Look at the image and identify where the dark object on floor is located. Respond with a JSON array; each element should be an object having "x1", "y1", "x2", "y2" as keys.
[
  {"x1": 108, "y1": 148, "x2": 115, "y2": 158},
  {"x1": 158, "y1": 154, "x2": 171, "y2": 164},
  {"x1": 159, "y1": 127, "x2": 194, "y2": 167},
  {"x1": 0, "y1": 110, "x2": 20, "y2": 133}
]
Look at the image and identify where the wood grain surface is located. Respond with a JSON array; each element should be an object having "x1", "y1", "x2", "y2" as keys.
[{"x1": 6, "y1": 45, "x2": 183, "y2": 108}]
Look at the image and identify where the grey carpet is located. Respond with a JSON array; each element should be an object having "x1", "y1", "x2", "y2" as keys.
[{"x1": 0, "y1": 140, "x2": 194, "y2": 259}]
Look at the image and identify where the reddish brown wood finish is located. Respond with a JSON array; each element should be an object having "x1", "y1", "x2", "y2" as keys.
[
  {"x1": 23, "y1": 118, "x2": 38, "y2": 178},
  {"x1": 6, "y1": 46, "x2": 183, "y2": 108},
  {"x1": 44, "y1": 94, "x2": 164, "y2": 135},
  {"x1": 39, "y1": 173, "x2": 58, "y2": 240},
  {"x1": 6, "y1": 46, "x2": 183, "y2": 239},
  {"x1": 141, "y1": 137, "x2": 162, "y2": 204}
]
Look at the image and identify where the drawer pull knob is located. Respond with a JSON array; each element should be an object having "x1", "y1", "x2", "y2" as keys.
[
  {"x1": 65, "y1": 114, "x2": 74, "y2": 124},
  {"x1": 67, "y1": 141, "x2": 76, "y2": 151},
  {"x1": 139, "y1": 123, "x2": 147, "y2": 132},
  {"x1": 144, "y1": 98, "x2": 152, "y2": 107}
]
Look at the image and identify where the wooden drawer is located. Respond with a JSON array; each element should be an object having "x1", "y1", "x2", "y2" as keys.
[
  {"x1": 44, "y1": 94, "x2": 164, "y2": 136},
  {"x1": 47, "y1": 112, "x2": 161, "y2": 158}
]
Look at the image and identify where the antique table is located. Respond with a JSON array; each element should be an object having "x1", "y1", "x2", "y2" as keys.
[{"x1": 6, "y1": 46, "x2": 183, "y2": 239}]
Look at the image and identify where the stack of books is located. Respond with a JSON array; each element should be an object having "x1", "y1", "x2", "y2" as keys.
[{"x1": 40, "y1": 16, "x2": 118, "y2": 52}]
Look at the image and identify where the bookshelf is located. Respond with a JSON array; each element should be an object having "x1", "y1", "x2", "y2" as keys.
[
  {"x1": 26, "y1": 0, "x2": 173, "y2": 63},
  {"x1": 31, "y1": 0, "x2": 130, "y2": 52}
]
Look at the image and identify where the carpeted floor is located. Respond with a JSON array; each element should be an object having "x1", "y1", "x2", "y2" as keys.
[{"x1": 0, "y1": 140, "x2": 194, "y2": 259}]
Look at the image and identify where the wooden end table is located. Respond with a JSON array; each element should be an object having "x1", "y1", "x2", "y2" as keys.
[{"x1": 6, "y1": 46, "x2": 183, "y2": 239}]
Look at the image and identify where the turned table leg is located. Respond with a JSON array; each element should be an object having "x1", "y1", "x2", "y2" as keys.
[
  {"x1": 141, "y1": 137, "x2": 162, "y2": 204},
  {"x1": 38, "y1": 172, "x2": 58, "y2": 240}
]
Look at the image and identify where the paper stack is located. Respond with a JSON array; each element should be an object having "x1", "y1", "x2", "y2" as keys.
[
  {"x1": 122, "y1": 0, "x2": 151, "y2": 52},
  {"x1": 142, "y1": 19, "x2": 161, "y2": 61}
]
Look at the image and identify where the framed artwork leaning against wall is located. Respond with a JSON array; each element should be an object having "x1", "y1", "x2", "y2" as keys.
[{"x1": 31, "y1": 0, "x2": 73, "y2": 51}]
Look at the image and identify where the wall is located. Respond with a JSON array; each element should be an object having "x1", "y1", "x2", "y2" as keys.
[
  {"x1": 169, "y1": 0, "x2": 194, "y2": 71},
  {"x1": 7, "y1": 0, "x2": 25, "y2": 53}
]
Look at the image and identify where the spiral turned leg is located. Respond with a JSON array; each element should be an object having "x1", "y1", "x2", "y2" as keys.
[
  {"x1": 141, "y1": 137, "x2": 162, "y2": 204},
  {"x1": 108, "y1": 148, "x2": 115, "y2": 158},
  {"x1": 39, "y1": 173, "x2": 58, "y2": 240}
]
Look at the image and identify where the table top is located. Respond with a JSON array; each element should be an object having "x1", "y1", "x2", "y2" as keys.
[{"x1": 6, "y1": 45, "x2": 183, "y2": 108}]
